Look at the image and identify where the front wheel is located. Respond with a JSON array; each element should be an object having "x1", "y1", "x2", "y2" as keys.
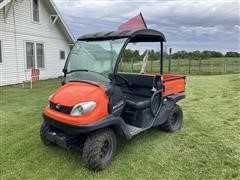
[
  {"x1": 159, "y1": 104, "x2": 183, "y2": 132},
  {"x1": 82, "y1": 128, "x2": 116, "y2": 171},
  {"x1": 40, "y1": 121, "x2": 54, "y2": 145}
]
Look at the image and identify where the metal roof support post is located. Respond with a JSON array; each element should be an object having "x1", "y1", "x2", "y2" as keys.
[{"x1": 160, "y1": 41, "x2": 163, "y2": 74}]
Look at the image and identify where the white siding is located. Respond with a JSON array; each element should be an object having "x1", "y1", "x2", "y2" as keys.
[{"x1": 0, "y1": 0, "x2": 72, "y2": 86}]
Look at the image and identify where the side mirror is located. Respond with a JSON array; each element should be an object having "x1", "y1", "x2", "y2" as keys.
[
  {"x1": 108, "y1": 73, "x2": 114, "y2": 81},
  {"x1": 105, "y1": 86, "x2": 114, "y2": 96},
  {"x1": 62, "y1": 68, "x2": 67, "y2": 73},
  {"x1": 61, "y1": 79, "x2": 65, "y2": 86}
]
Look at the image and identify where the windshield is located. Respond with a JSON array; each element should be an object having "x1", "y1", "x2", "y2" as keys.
[{"x1": 65, "y1": 38, "x2": 128, "y2": 85}]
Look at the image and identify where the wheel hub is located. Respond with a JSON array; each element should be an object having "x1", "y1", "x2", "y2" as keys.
[
  {"x1": 171, "y1": 112, "x2": 180, "y2": 128},
  {"x1": 100, "y1": 139, "x2": 113, "y2": 162}
]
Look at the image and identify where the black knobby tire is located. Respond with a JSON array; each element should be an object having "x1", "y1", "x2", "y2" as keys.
[
  {"x1": 82, "y1": 128, "x2": 116, "y2": 171},
  {"x1": 160, "y1": 104, "x2": 183, "y2": 132},
  {"x1": 40, "y1": 121, "x2": 54, "y2": 145}
]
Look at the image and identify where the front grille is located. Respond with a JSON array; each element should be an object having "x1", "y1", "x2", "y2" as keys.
[{"x1": 50, "y1": 101, "x2": 72, "y2": 114}]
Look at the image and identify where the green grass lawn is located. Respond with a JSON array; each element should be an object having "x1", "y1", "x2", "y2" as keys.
[{"x1": 1, "y1": 74, "x2": 240, "y2": 179}]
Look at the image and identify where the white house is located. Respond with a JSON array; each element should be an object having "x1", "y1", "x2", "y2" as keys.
[{"x1": 0, "y1": 0, "x2": 75, "y2": 86}]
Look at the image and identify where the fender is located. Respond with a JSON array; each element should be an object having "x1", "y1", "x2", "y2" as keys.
[
  {"x1": 168, "y1": 92, "x2": 185, "y2": 103},
  {"x1": 153, "y1": 92, "x2": 185, "y2": 126}
]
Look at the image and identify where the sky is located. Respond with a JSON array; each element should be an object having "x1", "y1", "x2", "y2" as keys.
[{"x1": 54, "y1": 0, "x2": 240, "y2": 53}]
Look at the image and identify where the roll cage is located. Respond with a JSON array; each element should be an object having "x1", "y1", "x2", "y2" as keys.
[{"x1": 63, "y1": 29, "x2": 166, "y2": 77}]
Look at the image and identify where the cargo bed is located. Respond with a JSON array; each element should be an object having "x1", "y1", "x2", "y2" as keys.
[
  {"x1": 145, "y1": 72, "x2": 185, "y2": 96},
  {"x1": 162, "y1": 74, "x2": 185, "y2": 96}
]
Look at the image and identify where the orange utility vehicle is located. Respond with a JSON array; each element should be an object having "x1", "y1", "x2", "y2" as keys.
[{"x1": 41, "y1": 29, "x2": 186, "y2": 171}]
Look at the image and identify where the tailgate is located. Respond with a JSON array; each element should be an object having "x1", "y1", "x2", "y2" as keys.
[{"x1": 163, "y1": 75, "x2": 185, "y2": 96}]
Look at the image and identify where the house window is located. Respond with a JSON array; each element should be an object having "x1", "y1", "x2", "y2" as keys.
[
  {"x1": 32, "y1": 0, "x2": 40, "y2": 22},
  {"x1": 60, "y1": 51, "x2": 65, "y2": 60},
  {"x1": 36, "y1": 43, "x2": 44, "y2": 68},
  {"x1": 26, "y1": 42, "x2": 44, "y2": 69},
  {"x1": 26, "y1": 42, "x2": 35, "y2": 69},
  {"x1": 0, "y1": 40, "x2": 2, "y2": 63}
]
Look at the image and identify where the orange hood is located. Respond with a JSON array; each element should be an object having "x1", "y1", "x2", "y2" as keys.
[{"x1": 50, "y1": 82, "x2": 108, "y2": 107}]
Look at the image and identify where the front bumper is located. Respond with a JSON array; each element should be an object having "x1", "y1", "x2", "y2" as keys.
[
  {"x1": 43, "y1": 114, "x2": 102, "y2": 135},
  {"x1": 43, "y1": 114, "x2": 131, "y2": 138}
]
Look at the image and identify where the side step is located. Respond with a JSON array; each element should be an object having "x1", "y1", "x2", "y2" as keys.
[{"x1": 126, "y1": 124, "x2": 147, "y2": 136}]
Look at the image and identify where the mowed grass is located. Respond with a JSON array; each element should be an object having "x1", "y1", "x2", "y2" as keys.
[{"x1": 0, "y1": 74, "x2": 240, "y2": 179}]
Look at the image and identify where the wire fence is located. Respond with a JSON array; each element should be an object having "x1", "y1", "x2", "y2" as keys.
[
  {"x1": 120, "y1": 57, "x2": 240, "y2": 75},
  {"x1": 162, "y1": 58, "x2": 240, "y2": 75}
]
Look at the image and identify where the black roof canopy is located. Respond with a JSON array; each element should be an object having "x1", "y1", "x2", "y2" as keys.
[{"x1": 78, "y1": 29, "x2": 166, "y2": 42}]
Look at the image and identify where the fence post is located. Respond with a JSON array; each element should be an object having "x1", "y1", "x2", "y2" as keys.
[
  {"x1": 168, "y1": 48, "x2": 172, "y2": 73},
  {"x1": 211, "y1": 61, "x2": 213, "y2": 74},
  {"x1": 224, "y1": 59, "x2": 227, "y2": 73},
  {"x1": 168, "y1": 58, "x2": 171, "y2": 73},
  {"x1": 151, "y1": 59, "x2": 153, "y2": 72},
  {"x1": 168, "y1": 57, "x2": 172, "y2": 73},
  {"x1": 177, "y1": 57, "x2": 180, "y2": 73},
  {"x1": 131, "y1": 58, "x2": 133, "y2": 72},
  {"x1": 198, "y1": 59, "x2": 202, "y2": 73},
  {"x1": 188, "y1": 59, "x2": 191, "y2": 74}
]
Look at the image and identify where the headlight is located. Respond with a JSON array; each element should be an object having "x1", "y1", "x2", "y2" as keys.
[
  {"x1": 48, "y1": 95, "x2": 53, "y2": 106},
  {"x1": 48, "y1": 95, "x2": 53, "y2": 101},
  {"x1": 70, "y1": 101, "x2": 96, "y2": 116}
]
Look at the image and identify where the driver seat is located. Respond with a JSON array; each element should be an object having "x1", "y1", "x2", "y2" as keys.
[{"x1": 125, "y1": 94, "x2": 150, "y2": 109}]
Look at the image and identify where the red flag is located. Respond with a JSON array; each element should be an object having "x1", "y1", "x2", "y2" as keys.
[{"x1": 118, "y1": 13, "x2": 147, "y2": 30}]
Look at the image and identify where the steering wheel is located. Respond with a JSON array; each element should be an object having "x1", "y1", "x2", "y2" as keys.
[{"x1": 109, "y1": 74, "x2": 132, "y2": 88}]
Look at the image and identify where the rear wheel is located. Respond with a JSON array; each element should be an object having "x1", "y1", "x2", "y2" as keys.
[
  {"x1": 160, "y1": 104, "x2": 183, "y2": 132},
  {"x1": 82, "y1": 128, "x2": 116, "y2": 171},
  {"x1": 40, "y1": 121, "x2": 54, "y2": 145}
]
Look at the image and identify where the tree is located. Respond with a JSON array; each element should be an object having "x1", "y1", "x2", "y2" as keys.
[
  {"x1": 171, "y1": 50, "x2": 224, "y2": 60},
  {"x1": 225, "y1": 51, "x2": 240, "y2": 57},
  {"x1": 133, "y1": 50, "x2": 141, "y2": 61},
  {"x1": 149, "y1": 49, "x2": 156, "y2": 60}
]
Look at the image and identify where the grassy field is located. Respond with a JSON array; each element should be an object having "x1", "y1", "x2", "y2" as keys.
[
  {"x1": 1, "y1": 74, "x2": 240, "y2": 179},
  {"x1": 120, "y1": 57, "x2": 240, "y2": 75}
]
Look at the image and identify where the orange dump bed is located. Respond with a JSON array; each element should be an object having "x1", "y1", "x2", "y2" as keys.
[
  {"x1": 162, "y1": 74, "x2": 185, "y2": 96},
  {"x1": 145, "y1": 72, "x2": 185, "y2": 96}
]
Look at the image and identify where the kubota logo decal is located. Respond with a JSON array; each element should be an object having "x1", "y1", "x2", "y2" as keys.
[
  {"x1": 56, "y1": 104, "x2": 61, "y2": 110},
  {"x1": 165, "y1": 87, "x2": 173, "y2": 91},
  {"x1": 113, "y1": 100, "x2": 125, "y2": 110}
]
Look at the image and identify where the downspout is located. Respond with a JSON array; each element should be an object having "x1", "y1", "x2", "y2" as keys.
[{"x1": 12, "y1": 1, "x2": 20, "y2": 83}]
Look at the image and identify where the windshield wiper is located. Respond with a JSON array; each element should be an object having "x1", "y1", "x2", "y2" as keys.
[
  {"x1": 66, "y1": 69, "x2": 103, "y2": 75},
  {"x1": 68, "y1": 80, "x2": 100, "y2": 87},
  {"x1": 66, "y1": 69, "x2": 89, "y2": 74}
]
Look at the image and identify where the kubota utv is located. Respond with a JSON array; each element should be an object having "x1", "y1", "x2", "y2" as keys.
[{"x1": 41, "y1": 29, "x2": 186, "y2": 171}]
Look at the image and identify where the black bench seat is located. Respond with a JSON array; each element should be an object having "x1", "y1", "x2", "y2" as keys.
[{"x1": 125, "y1": 94, "x2": 150, "y2": 109}]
